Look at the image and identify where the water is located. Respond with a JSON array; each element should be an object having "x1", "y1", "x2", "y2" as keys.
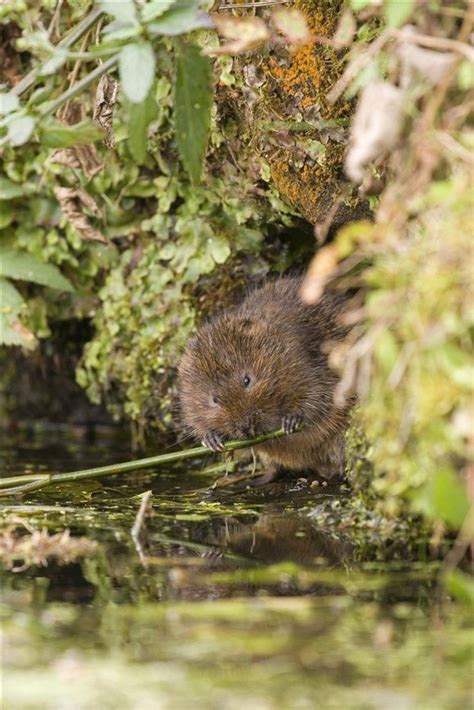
[{"x1": 1, "y1": 427, "x2": 472, "y2": 709}]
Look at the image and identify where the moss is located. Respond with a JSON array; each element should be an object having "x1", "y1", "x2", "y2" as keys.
[
  {"x1": 258, "y1": 0, "x2": 360, "y2": 223},
  {"x1": 270, "y1": 143, "x2": 347, "y2": 224}
]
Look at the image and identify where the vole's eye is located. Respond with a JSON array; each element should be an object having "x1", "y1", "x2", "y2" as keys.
[
  {"x1": 243, "y1": 374, "x2": 252, "y2": 388},
  {"x1": 210, "y1": 394, "x2": 220, "y2": 407}
]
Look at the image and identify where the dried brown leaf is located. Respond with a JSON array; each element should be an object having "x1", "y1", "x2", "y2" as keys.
[
  {"x1": 53, "y1": 186, "x2": 106, "y2": 243},
  {"x1": 53, "y1": 102, "x2": 104, "y2": 178},
  {"x1": 10, "y1": 321, "x2": 36, "y2": 346},
  {"x1": 94, "y1": 74, "x2": 118, "y2": 149},
  {"x1": 345, "y1": 81, "x2": 405, "y2": 183},
  {"x1": 272, "y1": 8, "x2": 313, "y2": 47},
  {"x1": 57, "y1": 100, "x2": 84, "y2": 125},
  {"x1": 0, "y1": 522, "x2": 97, "y2": 571},
  {"x1": 300, "y1": 244, "x2": 339, "y2": 305},
  {"x1": 397, "y1": 27, "x2": 457, "y2": 86},
  {"x1": 51, "y1": 144, "x2": 103, "y2": 179},
  {"x1": 204, "y1": 16, "x2": 269, "y2": 56}
]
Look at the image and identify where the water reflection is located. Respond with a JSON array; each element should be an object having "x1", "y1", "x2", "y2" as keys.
[
  {"x1": 216, "y1": 515, "x2": 351, "y2": 566},
  {"x1": 2, "y1": 427, "x2": 471, "y2": 710}
]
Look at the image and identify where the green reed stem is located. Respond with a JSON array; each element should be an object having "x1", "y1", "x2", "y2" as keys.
[{"x1": 0, "y1": 427, "x2": 289, "y2": 497}]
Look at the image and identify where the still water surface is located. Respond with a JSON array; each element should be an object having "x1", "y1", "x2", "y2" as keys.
[{"x1": 1, "y1": 427, "x2": 472, "y2": 709}]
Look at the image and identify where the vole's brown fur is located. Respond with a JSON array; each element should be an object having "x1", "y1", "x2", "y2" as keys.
[{"x1": 178, "y1": 276, "x2": 353, "y2": 480}]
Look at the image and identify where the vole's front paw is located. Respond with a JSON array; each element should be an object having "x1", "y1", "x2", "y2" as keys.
[
  {"x1": 202, "y1": 431, "x2": 226, "y2": 452},
  {"x1": 282, "y1": 413, "x2": 303, "y2": 435}
]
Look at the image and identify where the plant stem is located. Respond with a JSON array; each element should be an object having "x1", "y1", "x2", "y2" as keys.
[
  {"x1": 0, "y1": 427, "x2": 291, "y2": 496},
  {"x1": 39, "y1": 54, "x2": 119, "y2": 117},
  {"x1": 12, "y1": 7, "x2": 105, "y2": 97},
  {"x1": 0, "y1": 474, "x2": 52, "y2": 488}
]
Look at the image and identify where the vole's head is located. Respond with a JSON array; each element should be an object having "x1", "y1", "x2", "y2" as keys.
[{"x1": 178, "y1": 314, "x2": 308, "y2": 442}]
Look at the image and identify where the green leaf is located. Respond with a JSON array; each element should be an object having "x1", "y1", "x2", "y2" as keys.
[
  {"x1": 0, "y1": 176, "x2": 34, "y2": 200},
  {"x1": 350, "y1": 0, "x2": 371, "y2": 9},
  {"x1": 0, "y1": 278, "x2": 36, "y2": 349},
  {"x1": 127, "y1": 91, "x2": 158, "y2": 164},
  {"x1": 0, "y1": 202, "x2": 13, "y2": 229},
  {"x1": 40, "y1": 47, "x2": 68, "y2": 76},
  {"x1": 458, "y1": 60, "x2": 474, "y2": 91},
  {"x1": 41, "y1": 119, "x2": 105, "y2": 148},
  {"x1": 207, "y1": 235, "x2": 230, "y2": 264},
  {"x1": 0, "y1": 92, "x2": 19, "y2": 115},
  {"x1": 174, "y1": 43, "x2": 212, "y2": 184},
  {"x1": 374, "y1": 329, "x2": 398, "y2": 375},
  {"x1": 384, "y1": 0, "x2": 415, "y2": 27},
  {"x1": 7, "y1": 115, "x2": 36, "y2": 146},
  {"x1": 119, "y1": 42, "x2": 156, "y2": 104},
  {"x1": 142, "y1": 0, "x2": 176, "y2": 23},
  {"x1": 413, "y1": 468, "x2": 470, "y2": 529},
  {"x1": 437, "y1": 343, "x2": 474, "y2": 388},
  {"x1": 100, "y1": 0, "x2": 138, "y2": 24},
  {"x1": 100, "y1": 21, "x2": 141, "y2": 43},
  {"x1": 149, "y1": 1, "x2": 212, "y2": 36},
  {"x1": 0, "y1": 248, "x2": 75, "y2": 292},
  {"x1": 0, "y1": 313, "x2": 36, "y2": 349},
  {"x1": 27, "y1": 85, "x2": 54, "y2": 106},
  {"x1": 445, "y1": 569, "x2": 474, "y2": 604},
  {"x1": 0, "y1": 277, "x2": 24, "y2": 315}
]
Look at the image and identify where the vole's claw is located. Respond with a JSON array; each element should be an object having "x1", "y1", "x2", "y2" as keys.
[
  {"x1": 202, "y1": 431, "x2": 226, "y2": 452},
  {"x1": 282, "y1": 413, "x2": 303, "y2": 435}
]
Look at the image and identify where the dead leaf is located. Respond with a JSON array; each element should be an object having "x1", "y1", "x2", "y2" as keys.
[
  {"x1": 94, "y1": 74, "x2": 118, "y2": 149},
  {"x1": 10, "y1": 320, "x2": 36, "y2": 348},
  {"x1": 203, "y1": 16, "x2": 269, "y2": 57},
  {"x1": 300, "y1": 244, "x2": 339, "y2": 304},
  {"x1": 51, "y1": 144, "x2": 103, "y2": 179},
  {"x1": 53, "y1": 186, "x2": 106, "y2": 243},
  {"x1": 0, "y1": 521, "x2": 97, "y2": 570},
  {"x1": 53, "y1": 101, "x2": 104, "y2": 178},
  {"x1": 57, "y1": 100, "x2": 84, "y2": 125},
  {"x1": 272, "y1": 8, "x2": 313, "y2": 47},
  {"x1": 397, "y1": 27, "x2": 457, "y2": 86},
  {"x1": 345, "y1": 81, "x2": 405, "y2": 183}
]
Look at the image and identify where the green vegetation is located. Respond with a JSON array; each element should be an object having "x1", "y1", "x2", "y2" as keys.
[{"x1": 1, "y1": 0, "x2": 472, "y2": 562}]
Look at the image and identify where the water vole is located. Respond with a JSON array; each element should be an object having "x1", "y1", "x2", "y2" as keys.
[{"x1": 178, "y1": 276, "x2": 353, "y2": 481}]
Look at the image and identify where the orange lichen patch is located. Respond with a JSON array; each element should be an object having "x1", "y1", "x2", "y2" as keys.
[
  {"x1": 266, "y1": 1, "x2": 346, "y2": 117},
  {"x1": 270, "y1": 143, "x2": 346, "y2": 224},
  {"x1": 257, "y1": 0, "x2": 361, "y2": 224}
]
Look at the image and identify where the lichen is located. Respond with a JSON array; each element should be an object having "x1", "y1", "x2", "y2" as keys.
[{"x1": 258, "y1": 0, "x2": 358, "y2": 223}]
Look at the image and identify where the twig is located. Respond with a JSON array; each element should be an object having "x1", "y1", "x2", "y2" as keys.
[
  {"x1": 435, "y1": 131, "x2": 474, "y2": 166},
  {"x1": 39, "y1": 54, "x2": 119, "y2": 117},
  {"x1": 12, "y1": 7, "x2": 104, "y2": 97},
  {"x1": 131, "y1": 490, "x2": 153, "y2": 566},
  {"x1": 396, "y1": 28, "x2": 474, "y2": 63},
  {"x1": 327, "y1": 29, "x2": 393, "y2": 104},
  {"x1": 67, "y1": 32, "x2": 92, "y2": 89},
  {"x1": 218, "y1": 1, "x2": 287, "y2": 9},
  {"x1": 0, "y1": 426, "x2": 294, "y2": 497},
  {"x1": 48, "y1": 0, "x2": 64, "y2": 41}
]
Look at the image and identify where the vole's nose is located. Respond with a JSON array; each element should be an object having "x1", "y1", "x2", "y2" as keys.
[{"x1": 236, "y1": 418, "x2": 256, "y2": 437}]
